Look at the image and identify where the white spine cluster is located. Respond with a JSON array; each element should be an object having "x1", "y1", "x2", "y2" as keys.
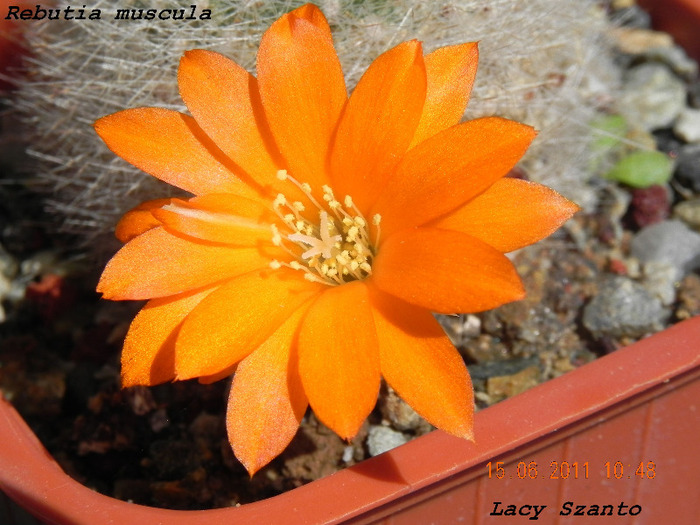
[{"x1": 13, "y1": 0, "x2": 619, "y2": 247}]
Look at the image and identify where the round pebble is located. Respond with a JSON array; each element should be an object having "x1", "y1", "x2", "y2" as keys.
[
  {"x1": 620, "y1": 63, "x2": 686, "y2": 131},
  {"x1": 674, "y1": 108, "x2": 700, "y2": 143},
  {"x1": 582, "y1": 277, "x2": 668, "y2": 339},
  {"x1": 630, "y1": 220, "x2": 700, "y2": 277},
  {"x1": 366, "y1": 426, "x2": 409, "y2": 457}
]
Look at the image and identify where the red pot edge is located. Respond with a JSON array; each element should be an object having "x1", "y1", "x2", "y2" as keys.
[
  {"x1": 2, "y1": 315, "x2": 699, "y2": 525},
  {"x1": 638, "y1": 0, "x2": 700, "y2": 61}
]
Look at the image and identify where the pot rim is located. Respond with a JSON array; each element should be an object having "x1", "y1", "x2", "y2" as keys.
[{"x1": 2, "y1": 316, "x2": 699, "y2": 525}]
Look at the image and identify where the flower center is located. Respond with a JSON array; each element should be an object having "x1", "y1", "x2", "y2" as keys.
[{"x1": 269, "y1": 170, "x2": 381, "y2": 286}]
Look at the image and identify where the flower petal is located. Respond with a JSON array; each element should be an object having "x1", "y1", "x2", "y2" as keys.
[
  {"x1": 373, "y1": 117, "x2": 537, "y2": 237},
  {"x1": 257, "y1": 4, "x2": 346, "y2": 190},
  {"x1": 369, "y1": 287, "x2": 473, "y2": 439},
  {"x1": 115, "y1": 198, "x2": 172, "y2": 243},
  {"x1": 97, "y1": 227, "x2": 279, "y2": 300},
  {"x1": 330, "y1": 40, "x2": 427, "y2": 213},
  {"x1": 228, "y1": 304, "x2": 310, "y2": 476},
  {"x1": 372, "y1": 227, "x2": 525, "y2": 313},
  {"x1": 298, "y1": 281, "x2": 380, "y2": 440},
  {"x1": 432, "y1": 178, "x2": 580, "y2": 253},
  {"x1": 410, "y1": 42, "x2": 479, "y2": 147},
  {"x1": 121, "y1": 286, "x2": 216, "y2": 388},
  {"x1": 94, "y1": 108, "x2": 257, "y2": 197},
  {"x1": 178, "y1": 50, "x2": 282, "y2": 194},
  {"x1": 175, "y1": 269, "x2": 323, "y2": 380},
  {"x1": 152, "y1": 194, "x2": 277, "y2": 246}
]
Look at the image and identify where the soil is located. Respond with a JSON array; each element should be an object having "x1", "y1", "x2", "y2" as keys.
[{"x1": 2, "y1": 2, "x2": 700, "y2": 512}]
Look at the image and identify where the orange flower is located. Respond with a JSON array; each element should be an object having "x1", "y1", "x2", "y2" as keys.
[{"x1": 95, "y1": 4, "x2": 578, "y2": 475}]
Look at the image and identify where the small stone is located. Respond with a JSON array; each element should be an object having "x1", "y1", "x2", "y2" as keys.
[
  {"x1": 640, "y1": 260, "x2": 679, "y2": 306},
  {"x1": 620, "y1": 64, "x2": 686, "y2": 131},
  {"x1": 366, "y1": 425, "x2": 408, "y2": 457},
  {"x1": 630, "y1": 220, "x2": 700, "y2": 278},
  {"x1": 676, "y1": 274, "x2": 700, "y2": 320},
  {"x1": 673, "y1": 198, "x2": 700, "y2": 230},
  {"x1": 629, "y1": 185, "x2": 669, "y2": 227},
  {"x1": 610, "y1": 27, "x2": 672, "y2": 55},
  {"x1": 653, "y1": 129, "x2": 684, "y2": 157},
  {"x1": 582, "y1": 277, "x2": 668, "y2": 339},
  {"x1": 675, "y1": 144, "x2": 700, "y2": 192},
  {"x1": 149, "y1": 409, "x2": 170, "y2": 433},
  {"x1": 189, "y1": 412, "x2": 223, "y2": 439},
  {"x1": 674, "y1": 108, "x2": 700, "y2": 143},
  {"x1": 341, "y1": 446, "x2": 354, "y2": 464},
  {"x1": 379, "y1": 385, "x2": 423, "y2": 431},
  {"x1": 468, "y1": 357, "x2": 541, "y2": 381},
  {"x1": 486, "y1": 366, "x2": 540, "y2": 402},
  {"x1": 644, "y1": 46, "x2": 698, "y2": 79},
  {"x1": 0, "y1": 242, "x2": 18, "y2": 280},
  {"x1": 125, "y1": 385, "x2": 157, "y2": 416}
]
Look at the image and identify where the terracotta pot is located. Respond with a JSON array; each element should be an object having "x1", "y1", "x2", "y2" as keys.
[
  {"x1": 2, "y1": 1, "x2": 700, "y2": 523},
  {"x1": 638, "y1": 0, "x2": 700, "y2": 61},
  {"x1": 2, "y1": 316, "x2": 699, "y2": 524}
]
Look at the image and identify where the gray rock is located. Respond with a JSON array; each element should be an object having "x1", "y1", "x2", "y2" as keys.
[
  {"x1": 583, "y1": 277, "x2": 668, "y2": 339},
  {"x1": 645, "y1": 46, "x2": 698, "y2": 79},
  {"x1": 366, "y1": 425, "x2": 408, "y2": 457},
  {"x1": 675, "y1": 144, "x2": 700, "y2": 192},
  {"x1": 620, "y1": 64, "x2": 686, "y2": 131},
  {"x1": 674, "y1": 108, "x2": 700, "y2": 143},
  {"x1": 630, "y1": 220, "x2": 700, "y2": 277}
]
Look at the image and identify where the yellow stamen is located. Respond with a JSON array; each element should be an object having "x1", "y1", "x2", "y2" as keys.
[{"x1": 267, "y1": 171, "x2": 378, "y2": 286}]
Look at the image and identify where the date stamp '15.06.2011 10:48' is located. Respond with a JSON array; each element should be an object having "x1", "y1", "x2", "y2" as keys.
[{"x1": 486, "y1": 460, "x2": 654, "y2": 520}]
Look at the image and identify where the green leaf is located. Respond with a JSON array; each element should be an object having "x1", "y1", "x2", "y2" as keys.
[{"x1": 604, "y1": 150, "x2": 673, "y2": 188}]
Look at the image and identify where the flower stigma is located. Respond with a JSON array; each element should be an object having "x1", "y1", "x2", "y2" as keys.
[{"x1": 269, "y1": 170, "x2": 381, "y2": 286}]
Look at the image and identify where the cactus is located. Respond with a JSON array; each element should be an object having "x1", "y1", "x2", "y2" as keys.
[{"x1": 13, "y1": 0, "x2": 618, "y2": 247}]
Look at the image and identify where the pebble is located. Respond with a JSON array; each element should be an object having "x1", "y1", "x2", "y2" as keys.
[
  {"x1": 641, "y1": 260, "x2": 679, "y2": 306},
  {"x1": 644, "y1": 46, "x2": 698, "y2": 79},
  {"x1": 673, "y1": 198, "x2": 700, "y2": 230},
  {"x1": 675, "y1": 144, "x2": 700, "y2": 192},
  {"x1": 630, "y1": 220, "x2": 700, "y2": 277},
  {"x1": 486, "y1": 366, "x2": 540, "y2": 402},
  {"x1": 0, "y1": 242, "x2": 19, "y2": 279},
  {"x1": 629, "y1": 185, "x2": 669, "y2": 228},
  {"x1": 610, "y1": 27, "x2": 672, "y2": 55},
  {"x1": 653, "y1": 128, "x2": 684, "y2": 156},
  {"x1": 437, "y1": 314, "x2": 481, "y2": 347},
  {"x1": 0, "y1": 243, "x2": 23, "y2": 321},
  {"x1": 366, "y1": 425, "x2": 409, "y2": 457},
  {"x1": 676, "y1": 274, "x2": 700, "y2": 320},
  {"x1": 467, "y1": 357, "x2": 541, "y2": 381},
  {"x1": 620, "y1": 64, "x2": 686, "y2": 131},
  {"x1": 582, "y1": 277, "x2": 668, "y2": 339},
  {"x1": 674, "y1": 108, "x2": 700, "y2": 143},
  {"x1": 379, "y1": 386, "x2": 423, "y2": 431}
]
